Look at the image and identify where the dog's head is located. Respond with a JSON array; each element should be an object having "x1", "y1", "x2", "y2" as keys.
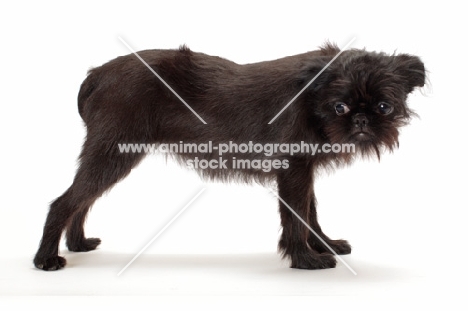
[{"x1": 305, "y1": 44, "x2": 426, "y2": 158}]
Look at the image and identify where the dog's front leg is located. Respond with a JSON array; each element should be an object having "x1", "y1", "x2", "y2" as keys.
[{"x1": 277, "y1": 157, "x2": 336, "y2": 269}]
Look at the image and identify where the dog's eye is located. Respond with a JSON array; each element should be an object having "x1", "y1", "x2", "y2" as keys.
[
  {"x1": 334, "y1": 102, "x2": 350, "y2": 116},
  {"x1": 376, "y1": 102, "x2": 394, "y2": 115}
]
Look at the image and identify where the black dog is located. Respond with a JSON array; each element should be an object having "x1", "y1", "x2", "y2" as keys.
[{"x1": 34, "y1": 43, "x2": 425, "y2": 271}]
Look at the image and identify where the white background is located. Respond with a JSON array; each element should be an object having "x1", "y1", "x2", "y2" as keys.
[{"x1": 1, "y1": 0, "x2": 467, "y2": 309}]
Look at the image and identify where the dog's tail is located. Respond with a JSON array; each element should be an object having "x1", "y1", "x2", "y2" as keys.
[{"x1": 77, "y1": 69, "x2": 98, "y2": 123}]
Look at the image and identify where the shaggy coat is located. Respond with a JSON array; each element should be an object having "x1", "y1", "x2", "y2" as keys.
[{"x1": 34, "y1": 44, "x2": 425, "y2": 270}]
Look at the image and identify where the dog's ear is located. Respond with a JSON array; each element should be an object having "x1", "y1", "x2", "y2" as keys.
[
  {"x1": 393, "y1": 54, "x2": 426, "y2": 93},
  {"x1": 298, "y1": 57, "x2": 334, "y2": 91}
]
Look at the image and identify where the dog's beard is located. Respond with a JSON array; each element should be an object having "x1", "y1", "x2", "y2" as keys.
[
  {"x1": 321, "y1": 114, "x2": 409, "y2": 161},
  {"x1": 304, "y1": 45, "x2": 424, "y2": 164}
]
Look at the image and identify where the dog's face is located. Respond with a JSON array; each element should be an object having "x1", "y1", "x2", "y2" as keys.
[{"x1": 310, "y1": 49, "x2": 425, "y2": 157}]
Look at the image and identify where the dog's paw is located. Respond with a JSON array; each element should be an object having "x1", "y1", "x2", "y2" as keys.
[
  {"x1": 311, "y1": 239, "x2": 352, "y2": 255},
  {"x1": 67, "y1": 237, "x2": 101, "y2": 252},
  {"x1": 328, "y1": 239, "x2": 352, "y2": 255},
  {"x1": 290, "y1": 252, "x2": 337, "y2": 270},
  {"x1": 323, "y1": 239, "x2": 352, "y2": 255},
  {"x1": 34, "y1": 255, "x2": 66, "y2": 271}
]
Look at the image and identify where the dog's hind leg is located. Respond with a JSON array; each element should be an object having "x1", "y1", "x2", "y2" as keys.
[
  {"x1": 34, "y1": 133, "x2": 145, "y2": 270},
  {"x1": 65, "y1": 205, "x2": 101, "y2": 252}
]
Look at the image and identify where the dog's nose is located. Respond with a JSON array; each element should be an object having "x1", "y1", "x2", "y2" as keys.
[{"x1": 352, "y1": 113, "x2": 368, "y2": 128}]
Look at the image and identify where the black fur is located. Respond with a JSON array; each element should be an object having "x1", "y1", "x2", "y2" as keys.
[{"x1": 34, "y1": 43, "x2": 425, "y2": 271}]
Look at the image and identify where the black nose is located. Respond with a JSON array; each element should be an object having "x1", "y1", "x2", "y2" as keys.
[{"x1": 352, "y1": 113, "x2": 368, "y2": 128}]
